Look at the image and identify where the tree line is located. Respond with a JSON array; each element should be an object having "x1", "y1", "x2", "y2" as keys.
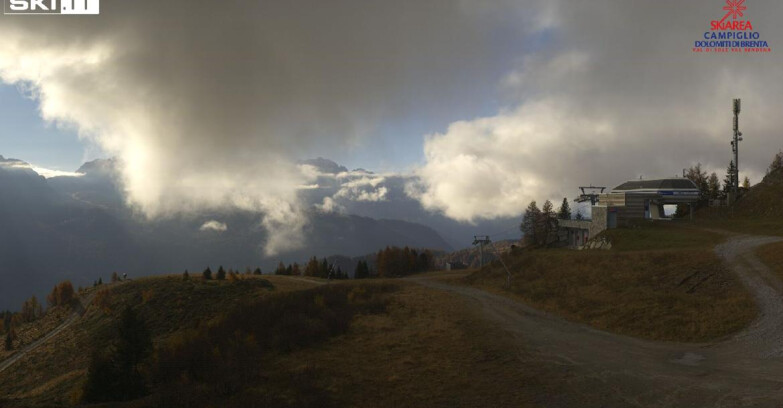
[{"x1": 520, "y1": 198, "x2": 573, "y2": 247}]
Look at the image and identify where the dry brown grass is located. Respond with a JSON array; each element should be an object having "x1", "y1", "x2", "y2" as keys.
[
  {"x1": 276, "y1": 282, "x2": 549, "y2": 408},
  {"x1": 466, "y1": 247, "x2": 756, "y2": 342},
  {"x1": 756, "y1": 241, "x2": 783, "y2": 280},
  {"x1": 0, "y1": 275, "x2": 313, "y2": 407}
]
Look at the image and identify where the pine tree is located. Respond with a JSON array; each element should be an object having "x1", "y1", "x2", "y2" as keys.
[
  {"x1": 216, "y1": 266, "x2": 226, "y2": 280},
  {"x1": 203, "y1": 267, "x2": 213, "y2": 280},
  {"x1": 557, "y1": 198, "x2": 572, "y2": 220},
  {"x1": 354, "y1": 260, "x2": 369, "y2": 279},
  {"x1": 321, "y1": 258, "x2": 330, "y2": 278},
  {"x1": 304, "y1": 257, "x2": 320, "y2": 277},
  {"x1": 742, "y1": 176, "x2": 750, "y2": 189},
  {"x1": 575, "y1": 209, "x2": 584, "y2": 220},
  {"x1": 723, "y1": 161, "x2": 736, "y2": 194},
  {"x1": 253, "y1": 267, "x2": 262, "y2": 275},
  {"x1": 521, "y1": 201, "x2": 542, "y2": 246},
  {"x1": 707, "y1": 172, "x2": 721, "y2": 200},
  {"x1": 685, "y1": 163, "x2": 709, "y2": 206},
  {"x1": 540, "y1": 200, "x2": 557, "y2": 246},
  {"x1": 291, "y1": 263, "x2": 301, "y2": 276},
  {"x1": 275, "y1": 262, "x2": 287, "y2": 275},
  {"x1": 769, "y1": 150, "x2": 783, "y2": 174}
]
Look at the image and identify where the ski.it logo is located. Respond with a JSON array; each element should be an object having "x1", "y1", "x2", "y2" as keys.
[{"x1": 4, "y1": 0, "x2": 99, "y2": 15}]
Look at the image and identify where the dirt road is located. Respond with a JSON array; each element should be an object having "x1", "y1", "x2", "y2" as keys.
[{"x1": 413, "y1": 234, "x2": 783, "y2": 407}]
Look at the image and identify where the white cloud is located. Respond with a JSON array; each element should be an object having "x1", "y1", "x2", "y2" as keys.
[
  {"x1": 315, "y1": 196, "x2": 345, "y2": 214},
  {"x1": 412, "y1": 0, "x2": 783, "y2": 222},
  {"x1": 31, "y1": 167, "x2": 85, "y2": 179},
  {"x1": 199, "y1": 220, "x2": 228, "y2": 232},
  {"x1": 333, "y1": 175, "x2": 389, "y2": 202}
]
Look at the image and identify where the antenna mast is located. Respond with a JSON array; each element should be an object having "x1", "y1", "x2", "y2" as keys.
[{"x1": 731, "y1": 98, "x2": 743, "y2": 198}]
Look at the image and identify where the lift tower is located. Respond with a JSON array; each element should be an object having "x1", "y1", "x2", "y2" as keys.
[{"x1": 731, "y1": 98, "x2": 743, "y2": 198}]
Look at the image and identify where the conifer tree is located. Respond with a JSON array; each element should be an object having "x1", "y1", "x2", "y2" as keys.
[
  {"x1": 723, "y1": 161, "x2": 736, "y2": 194},
  {"x1": 742, "y1": 176, "x2": 750, "y2": 189},
  {"x1": 203, "y1": 267, "x2": 213, "y2": 280},
  {"x1": 769, "y1": 150, "x2": 783, "y2": 174},
  {"x1": 216, "y1": 266, "x2": 226, "y2": 280},
  {"x1": 183, "y1": 270, "x2": 190, "y2": 281},
  {"x1": 521, "y1": 201, "x2": 541, "y2": 245},
  {"x1": 557, "y1": 198, "x2": 572, "y2": 220},
  {"x1": 253, "y1": 267, "x2": 262, "y2": 275},
  {"x1": 275, "y1": 262, "x2": 287, "y2": 275},
  {"x1": 707, "y1": 172, "x2": 721, "y2": 199}
]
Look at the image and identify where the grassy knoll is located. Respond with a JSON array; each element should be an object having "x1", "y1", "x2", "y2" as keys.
[{"x1": 466, "y1": 223, "x2": 756, "y2": 342}]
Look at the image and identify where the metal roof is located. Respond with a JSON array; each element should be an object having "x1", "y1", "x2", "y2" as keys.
[{"x1": 612, "y1": 178, "x2": 698, "y2": 191}]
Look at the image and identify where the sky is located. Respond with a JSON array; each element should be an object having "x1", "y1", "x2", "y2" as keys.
[{"x1": 0, "y1": 0, "x2": 782, "y2": 251}]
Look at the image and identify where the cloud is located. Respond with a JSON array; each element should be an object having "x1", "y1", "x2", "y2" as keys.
[
  {"x1": 0, "y1": 0, "x2": 512, "y2": 254},
  {"x1": 32, "y1": 167, "x2": 85, "y2": 178},
  {"x1": 413, "y1": 0, "x2": 783, "y2": 222},
  {"x1": 333, "y1": 175, "x2": 389, "y2": 202},
  {"x1": 315, "y1": 196, "x2": 344, "y2": 214},
  {"x1": 199, "y1": 220, "x2": 228, "y2": 232}
]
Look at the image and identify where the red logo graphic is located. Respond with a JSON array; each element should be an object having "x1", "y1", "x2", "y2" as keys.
[
  {"x1": 711, "y1": 0, "x2": 752, "y2": 31},
  {"x1": 720, "y1": 0, "x2": 747, "y2": 23}
]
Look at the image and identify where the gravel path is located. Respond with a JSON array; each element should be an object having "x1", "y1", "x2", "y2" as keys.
[{"x1": 412, "y1": 234, "x2": 783, "y2": 407}]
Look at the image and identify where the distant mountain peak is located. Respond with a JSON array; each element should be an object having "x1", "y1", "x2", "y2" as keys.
[
  {"x1": 76, "y1": 158, "x2": 118, "y2": 176},
  {"x1": 299, "y1": 157, "x2": 348, "y2": 174}
]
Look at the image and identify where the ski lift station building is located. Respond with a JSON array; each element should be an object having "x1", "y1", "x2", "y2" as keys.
[{"x1": 559, "y1": 178, "x2": 700, "y2": 248}]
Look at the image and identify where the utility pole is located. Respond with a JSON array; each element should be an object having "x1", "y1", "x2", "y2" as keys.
[
  {"x1": 472, "y1": 235, "x2": 491, "y2": 268},
  {"x1": 731, "y1": 98, "x2": 743, "y2": 199}
]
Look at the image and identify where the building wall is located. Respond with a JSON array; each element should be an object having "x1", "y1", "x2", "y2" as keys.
[
  {"x1": 590, "y1": 206, "x2": 608, "y2": 237},
  {"x1": 616, "y1": 193, "x2": 653, "y2": 224}
]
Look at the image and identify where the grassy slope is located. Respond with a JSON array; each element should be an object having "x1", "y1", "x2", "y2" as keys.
[
  {"x1": 0, "y1": 275, "x2": 313, "y2": 407},
  {"x1": 1, "y1": 278, "x2": 556, "y2": 408},
  {"x1": 465, "y1": 222, "x2": 756, "y2": 342},
  {"x1": 694, "y1": 167, "x2": 783, "y2": 236},
  {"x1": 0, "y1": 305, "x2": 72, "y2": 362}
]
